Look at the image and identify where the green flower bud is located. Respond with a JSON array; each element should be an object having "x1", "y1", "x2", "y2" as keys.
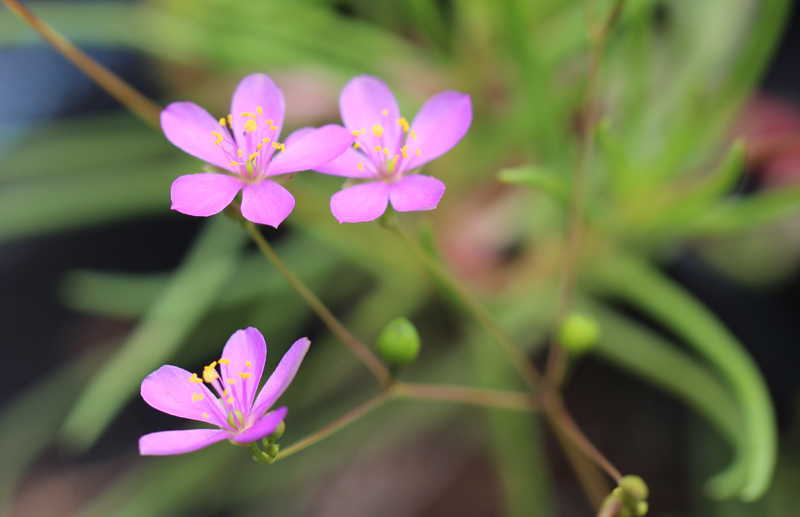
[
  {"x1": 266, "y1": 420, "x2": 285, "y2": 444},
  {"x1": 635, "y1": 502, "x2": 648, "y2": 516},
  {"x1": 376, "y1": 317, "x2": 421, "y2": 366},
  {"x1": 558, "y1": 313, "x2": 600, "y2": 354},
  {"x1": 619, "y1": 475, "x2": 649, "y2": 502}
]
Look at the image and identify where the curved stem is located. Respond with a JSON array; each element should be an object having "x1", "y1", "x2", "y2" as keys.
[
  {"x1": 244, "y1": 221, "x2": 392, "y2": 387},
  {"x1": 0, "y1": 0, "x2": 162, "y2": 128},
  {"x1": 384, "y1": 220, "x2": 542, "y2": 391},
  {"x1": 394, "y1": 382, "x2": 536, "y2": 412}
]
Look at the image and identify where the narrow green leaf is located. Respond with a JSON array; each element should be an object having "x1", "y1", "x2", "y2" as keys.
[{"x1": 498, "y1": 165, "x2": 570, "y2": 204}]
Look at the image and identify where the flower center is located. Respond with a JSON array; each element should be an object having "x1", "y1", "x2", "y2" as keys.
[
  {"x1": 208, "y1": 106, "x2": 285, "y2": 181},
  {"x1": 350, "y1": 111, "x2": 422, "y2": 180},
  {"x1": 189, "y1": 358, "x2": 256, "y2": 431}
]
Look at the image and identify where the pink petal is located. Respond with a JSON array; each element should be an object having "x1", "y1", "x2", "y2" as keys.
[
  {"x1": 141, "y1": 365, "x2": 229, "y2": 428},
  {"x1": 231, "y1": 406, "x2": 289, "y2": 445},
  {"x1": 403, "y1": 91, "x2": 472, "y2": 171},
  {"x1": 268, "y1": 124, "x2": 354, "y2": 176},
  {"x1": 139, "y1": 429, "x2": 229, "y2": 456},
  {"x1": 340, "y1": 75, "x2": 403, "y2": 160},
  {"x1": 282, "y1": 127, "x2": 315, "y2": 147},
  {"x1": 230, "y1": 73, "x2": 285, "y2": 152},
  {"x1": 251, "y1": 338, "x2": 310, "y2": 419},
  {"x1": 313, "y1": 147, "x2": 377, "y2": 179},
  {"x1": 330, "y1": 181, "x2": 390, "y2": 223},
  {"x1": 220, "y1": 328, "x2": 267, "y2": 414},
  {"x1": 170, "y1": 173, "x2": 243, "y2": 217},
  {"x1": 388, "y1": 174, "x2": 446, "y2": 212},
  {"x1": 161, "y1": 102, "x2": 237, "y2": 171},
  {"x1": 240, "y1": 180, "x2": 295, "y2": 228}
]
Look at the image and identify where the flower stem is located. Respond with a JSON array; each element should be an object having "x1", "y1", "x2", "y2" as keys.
[
  {"x1": 275, "y1": 391, "x2": 391, "y2": 461},
  {"x1": 543, "y1": 0, "x2": 626, "y2": 390},
  {"x1": 393, "y1": 382, "x2": 536, "y2": 412},
  {"x1": 0, "y1": 0, "x2": 162, "y2": 128},
  {"x1": 244, "y1": 221, "x2": 393, "y2": 388},
  {"x1": 383, "y1": 220, "x2": 542, "y2": 391}
]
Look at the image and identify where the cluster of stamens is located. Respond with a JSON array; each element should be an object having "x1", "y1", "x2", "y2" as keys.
[
  {"x1": 351, "y1": 109, "x2": 421, "y2": 177},
  {"x1": 189, "y1": 358, "x2": 254, "y2": 430},
  {"x1": 209, "y1": 106, "x2": 285, "y2": 178}
]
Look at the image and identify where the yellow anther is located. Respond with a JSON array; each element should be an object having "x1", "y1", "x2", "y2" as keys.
[
  {"x1": 202, "y1": 412, "x2": 209, "y2": 418},
  {"x1": 222, "y1": 388, "x2": 231, "y2": 397},
  {"x1": 391, "y1": 155, "x2": 399, "y2": 166},
  {"x1": 228, "y1": 378, "x2": 236, "y2": 385},
  {"x1": 415, "y1": 149, "x2": 421, "y2": 156},
  {"x1": 239, "y1": 372, "x2": 252, "y2": 379},
  {"x1": 270, "y1": 125, "x2": 278, "y2": 131},
  {"x1": 189, "y1": 373, "x2": 203, "y2": 384},
  {"x1": 257, "y1": 106, "x2": 263, "y2": 115},
  {"x1": 219, "y1": 118, "x2": 227, "y2": 127},
  {"x1": 229, "y1": 161, "x2": 239, "y2": 167},
  {"x1": 209, "y1": 361, "x2": 217, "y2": 368},
  {"x1": 202, "y1": 368, "x2": 219, "y2": 384},
  {"x1": 227, "y1": 114, "x2": 233, "y2": 126},
  {"x1": 383, "y1": 148, "x2": 389, "y2": 156},
  {"x1": 266, "y1": 119, "x2": 274, "y2": 125},
  {"x1": 397, "y1": 117, "x2": 409, "y2": 132},
  {"x1": 411, "y1": 130, "x2": 417, "y2": 140},
  {"x1": 245, "y1": 361, "x2": 252, "y2": 368},
  {"x1": 248, "y1": 152, "x2": 259, "y2": 162},
  {"x1": 372, "y1": 124, "x2": 384, "y2": 137},
  {"x1": 262, "y1": 138, "x2": 271, "y2": 143},
  {"x1": 351, "y1": 129, "x2": 365, "y2": 136},
  {"x1": 245, "y1": 119, "x2": 258, "y2": 133},
  {"x1": 218, "y1": 358, "x2": 230, "y2": 365},
  {"x1": 280, "y1": 143, "x2": 286, "y2": 152},
  {"x1": 240, "y1": 112, "x2": 257, "y2": 118},
  {"x1": 381, "y1": 109, "x2": 388, "y2": 116},
  {"x1": 257, "y1": 143, "x2": 262, "y2": 151},
  {"x1": 401, "y1": 146, "x2": 408, "y2": 158},
  {"x1": 272, "y1": 142, "x2": 282, "y2": 150},
  {"x1": 374, "y1": 146, "x2": 382, "y2": 152},
  {"x1": 192, "y1": 392, "x2": 204, "y2": 402},
  {"x1": 353, "y1": 142, "x2": 360, "y2": 149},
  {"x1": 237, "y1": 149, "x2": 243, "y2": 158},
  {"x1": 358, "y1": 163, "x2": 364, "y2": 171},
  {"x1": 212, "y1": 131, "x2": 223, "y2": 145},
  {"x1": 227, "y1": 397, "x2": 234, "y2": 404}
]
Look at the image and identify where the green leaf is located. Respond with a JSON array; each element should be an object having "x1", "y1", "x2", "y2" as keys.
[
  {"x1": 60, "y1": 216, "x2": 247, "y2": 451},
  {"x1": 498, "y1": 165, "x2": 570, "y2": 204},
  {"x1": 687, "y1": 185, "x2": 800, "y2": 237}
]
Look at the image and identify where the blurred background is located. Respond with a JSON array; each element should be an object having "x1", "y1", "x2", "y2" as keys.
[{"x1": 1, "y1": 0, "x2": 800, "y2": 516}]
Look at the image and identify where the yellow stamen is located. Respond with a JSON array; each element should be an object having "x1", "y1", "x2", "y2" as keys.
[
  {"x1": 240, "y1": 112, "x2": 257, "y2": 118},
  {"x1": 228, "y1": 378, "x2": 236, "y2": 385},
  {"x1": 245, "y1": 361, "x2": 252, "y2": 368},
  {"x1": 192, "y1": 392, "x2": 204, "y2": 402},
  {"x1": 411, "y1": 130, "x2": 417, "y2": 140},
  {"x1": 374, "y1": 146, "x2": 382, "y2": 152},
  {"x1": 358, "y1": 163, "x2": 364, "y2": 171},
  {"x1": 249, "y1": 152, "x2": 259, "y2": 162},
  {"x1": 227, "y1": 397, "x2": 234, "y2": 404},
  {"x1": 222, "y1": 388, "x2": 231, "y2": 397},
  {"x1": 383, "y1": 148, "x2": 389, "y2": 155},
  {"x1": 401, "y1": 146, "x2": 408, "y2": 158},
  {"x1": 381, "y1": 109, "x2": 388, "y2": 116},
  {"x1": 239, "y1": 372, "x2": 252, "y2": 379},
  {"x1": 237, "y1": 149, "x2": 243, "y2": 158},
  {"x1": 218, "y1": 358, "x2": 230, "y2": 365},
  {"x1": 257, "y1": 106, "x2": 263, "y2": 115},
  {"x1": 391, "y1": 155, "x2": 399, "y2": 166},
  {"x1": 202, "y1": 412, "x2": 209, "y2": 418},
  {"x1": 257, "y1": 143, "x2": 262, "y2": 151},
  {"x1": 397, "y1": 117, "x2": 409, "y2": 132},
  {"x1": 189, "y1": 373, "x2": 203, "y2": 384},
  {"x1": 415, "y1": 149, "x2": 421, "y2": 156},
  {"x1": 245, "y1": 119, "x2": 258, "y2": 133},
  {"x1": 227, "y1": 114, "x2": 233, "y2": 126},
  {"x1": 266, "y1": 119, "x2": 274, "y2": 125},
  {"x1": 270, "y1": 125, "x2": 278, "y2": 131},
  {"x1": 219, "y1": 117, "x2": 227, "y2": 127},
  {"x1": 372, "y1": 124, "x2": 384, "y2": 137},
  {"x1": 272, "y1": 142, "x2": 282, "y2": 150},
  {"x1": 262, "y1": 138, "x2": 271, "y2": 143},
  {"x1": 351, "y1": 129, "x2": 365, "y2": 136},
  {"x1": 229, "y1": 161, "x2": 239, "y2": 167},
  {"x1": 353, "y1": 142, "x2": 360, "y2": 149},
  {"x1": 202, "y1": 368, "x2": 219, "y2": 384},
  {"x1": 212, "y1": 131, "x2": 223, "y2": 145}
]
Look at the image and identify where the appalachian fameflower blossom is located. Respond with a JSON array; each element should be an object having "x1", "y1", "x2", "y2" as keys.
[
  {"x1": 139, "y1": 328, "x2": 310, "y2": 456},
  {"x1": 311, "y1": 75, "x2": 472, "y2": 223},
  {"x1": 162, "y1": 73, "x2": 354, "y2": 227}
]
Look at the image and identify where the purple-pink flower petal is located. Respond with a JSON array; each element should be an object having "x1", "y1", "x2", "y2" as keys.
[
  {"x1": 330, "y1": 181, "x2": 390, "y2": 223},
  {"x1": 240, "y1": 180, "x2": 295, "y2": 228},
  {"x1": 282, "y1": 127, "x2": 316, "y2": 147},
  {"x1": 170, "y1": 173, "x2": 243, "y2": 217},
  {"x1": 404, "y1": 91, "x2": 472, "y2": 170},
  {"x1": 251, "y1": 338, "x2": 311, "y2": 419},
  {"x1": 220, "y1": 327, "x2": 266, "y2": 412},
  {"x1": 230, "y1": 73, "x2": 285, "y2": 150},
  {"x1": 268, "y1": 124, "x2": 354, "y2": 176},
  {"x1": 313, "y1": 147, "x2": 377, "y2": 178},
  {"x1": 231, "y1": 406, "x2": 289, "y2": 445},
  {"x1": 141, "y1": 365, "x2": 229, "y2": 428},
  {"x1": 340, "y1": 76, "x2": 403, "y2": 158},
  {"x1": 161, "y1": 102, "x2": 236, "y2": 171},
  {"x1": 388, "y1": 174, "x2": 446, "y2": 212},
  {"x1": 139, "y1": 429, "x2": 230, "y2": 456}
]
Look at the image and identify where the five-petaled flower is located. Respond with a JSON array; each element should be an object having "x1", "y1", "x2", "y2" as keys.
[
  {"x1": 162, "y1": 73, "x2": 354, "y2": 227},
  {"x1": 139, "y1": 327, "x2": 310, "y2": 456},
  {"x1": 312, "y1": 75, "x2": 472, "y2": 223}
]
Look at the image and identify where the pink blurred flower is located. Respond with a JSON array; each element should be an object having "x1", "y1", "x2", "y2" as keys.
[
  {"x1": 313, "y1": 75, "x2": 472, "y2": 223},
  {"x1": 139, "y1": 328, "x2": 310, "y2": 455},
  {"x1": 162, "y1": 73, "x2": 354, "y2": 227}
]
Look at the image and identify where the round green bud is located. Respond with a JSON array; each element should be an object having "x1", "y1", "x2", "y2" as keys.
[
  {"x1": 558, "y1": 313, "x2": 600, "y2": 354},
  {"x1": 376, "y1": 317, "x2": 421, "y2": 366},
  {"x1": 635, "y1": 501, "x2": 648, "y2": 516},
  {"x1": 619, "y1": 475, "x2": 649, "y2": 502},
  {"x1": 266, "y1": 420, "x2": 285, "y2": 443}
]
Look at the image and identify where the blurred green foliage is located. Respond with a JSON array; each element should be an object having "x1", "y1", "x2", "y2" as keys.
[{"x1": 1, "y1": 0, "x2": 798, "y2": 515}]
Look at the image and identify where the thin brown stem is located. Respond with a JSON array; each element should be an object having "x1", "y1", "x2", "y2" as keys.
[
  {"x1": 393, "y1": 382, "x2": 536, "y2": 412},
  {"x1": 551, "y1": 424, "x2": 612, "y2": 510},
  {"x1": 543, "y1": 0, "x2": 626, "y2": 389},
  {"x1": 245, "y1": 221, "x2": 392, "y2": 387},
  {"x1": 385, "y1": 221, "x2": 542, "y2": 391},
  {"x1": 275, "y1": 391, "x2": 390, "y2": 461},
  {"x1": 1, "y1": 0, "x2": 162, "y2": 128}
]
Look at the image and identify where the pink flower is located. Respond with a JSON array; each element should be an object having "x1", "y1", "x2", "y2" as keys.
[
  {"x1": 139, "y1": 328, "x2": 310, "y2": 455},
  {"x1": 162, "y1": 73, "x2": 354, "y2": 227},
  {"x1": 313, "y1": 75, "x2": 472, "y2": 223}
]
